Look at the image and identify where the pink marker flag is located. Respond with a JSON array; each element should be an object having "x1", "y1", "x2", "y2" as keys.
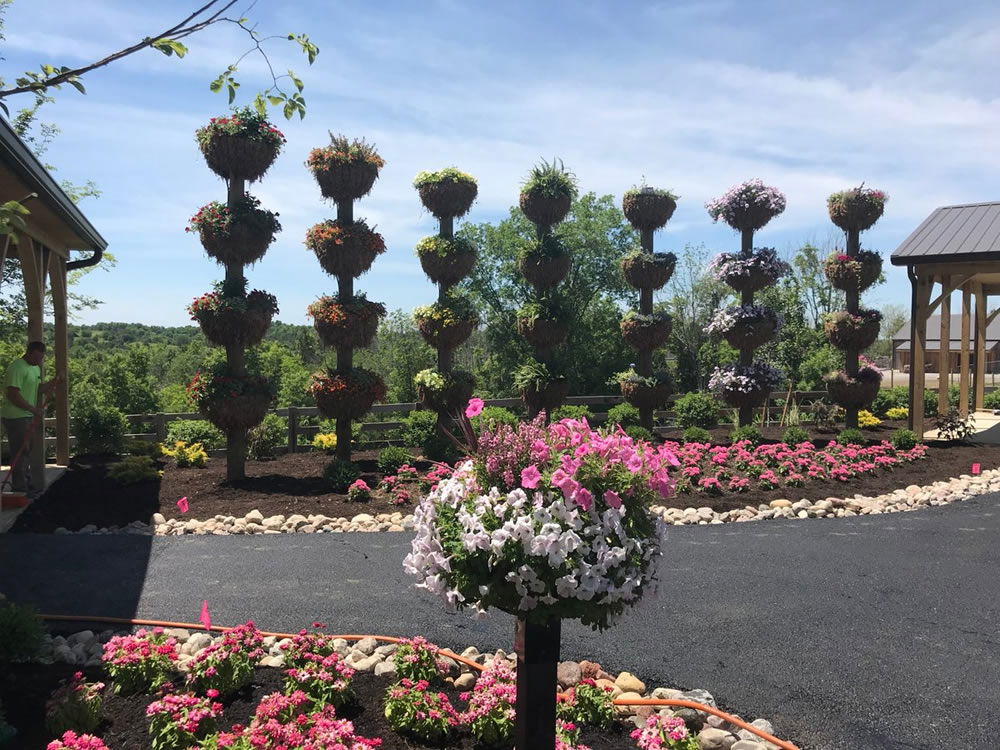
[
  {"x1": 177, "y1": 496, "x2": 189, "y2": 513},
  {"x1": 972, "y1": 463, "x2": 981, "y2": 475},
  {"x1": 200, "y1": 600, "x2": 212, "y2": 631}
]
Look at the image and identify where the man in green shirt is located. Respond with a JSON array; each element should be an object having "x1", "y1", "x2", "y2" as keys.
[{"x1": 3, "y1": 341, "x2": 59, "y2": 495}]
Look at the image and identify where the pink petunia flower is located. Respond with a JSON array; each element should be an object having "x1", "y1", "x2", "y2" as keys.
[
  {"x1": 520, "y1": 465, "x2": 541, "y2": 489},
  {"x1": 465, "y1": 398, "x2": 484, "y2": 418}
]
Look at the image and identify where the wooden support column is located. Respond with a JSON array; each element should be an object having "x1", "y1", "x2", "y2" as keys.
[
  {"x1": 975, "y1": 283, "x2": 987, "y2": 410},
  {"x1": 17, "y1": 237, "x2": 47, "y2": 487},
  {"x1": 909, "y1": 271, "x2": 931, "y2": 435},
  {"x1": 49, "y1": 252, "x2": 70, "y2": 465},
  {"x1": 938, "y1": 277, "x2": 951, "y2": 416},
  {"x1": 960, "y1": 285, "x2": 971, "y2": 416}
]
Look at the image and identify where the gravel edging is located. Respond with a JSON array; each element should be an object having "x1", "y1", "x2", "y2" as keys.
[
  {"x1": 46, "y1": 467, "x2": 1000, "y2": 536},
  {"x1": 34, "y1": 627, "x2": 782, "y2": 750}
]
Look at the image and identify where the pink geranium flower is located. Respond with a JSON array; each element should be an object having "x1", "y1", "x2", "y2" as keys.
[{"x1": 465, "y1": 398, "x2": 484, "y2": 418}]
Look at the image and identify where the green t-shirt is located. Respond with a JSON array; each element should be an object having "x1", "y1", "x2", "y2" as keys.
[{"x1": 2, "y1": 358, "x2": 41, "y2": 419}]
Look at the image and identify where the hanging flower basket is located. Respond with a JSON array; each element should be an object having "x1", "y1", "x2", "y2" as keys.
[
  {"x1": 517, "y1": 234, "x2": 571, "y2": 289},
  {"x1": 709, "y1": 247, "x2": 790, "y2": 294},
  {"x1": 309, "y1": 368, "x2": 387, "y2": 420},
  {"x1": 519, "y1": 192, "x2": 572, "y2": 228},
  {"x1": 709, "y1": 364, "x2": 783, "y2": 409},
  {"x1": 415, "y1": 236, "x2": 477, "y2": 286},
  {"x1": 621, "y1": 251, "x2": 676, "y2": 291},
  {"x1": 518, "y1": 317, "x2": 569, "y2": 350},
  {"x1": 621, "y1": 311, "x2": 672, "y2": 351},
  {"x1": 824, "y1": 367, "x2": 882, "y2": 408},
  {"x1": 823, "y1": 309, "x2": 882, "y2": 351},
  {"x1": 414, "y1": 369, "x2": 475, "y2": 413},
  {"x1": 188, "y1": 365, "x2": 275, "y2": 433},
  {"x1": 622, "y1": 187, "x2": 678, "y2": 232},
  {"x1": 521, "y1": 377, "x2": 570, "y2": 415},
  {"x1": 413, "y1": 168, "x2": 478, "y2": 219},
  {"x1": 827, "y1": 186, "x2": 888, "y2": 233},
  {"x1": 705, "y1": 178, "x2": 786, "y2": 233},
  {"x1": 306, "y1": 219, "x2": 386, "y2": 278},
  {"x1": 618, "y1": 373, "x2": 672, "y2": 410},
  {"x1": 189, "y1": 195, "x2": 281, "y2": 266},
  {"x1": 705, "y1": 305, "x2": 781, "y2": 350},
  {"x1": 414, "y1": 295, "x2": 478, "y2": 350},
  {"x1": 518, "y1": 159, "x2": 577, "y2": 228},
  {"x1": 306, "y1": 135, "x2": 384, "y2": 203},
  {"x1": 824, "y1": 250, "x2": 882, "y2": 292},
  {"x1": 308, "y1": 294, "x2": 387, "y2": 349},
  {"x1": 195, "y1": 108, "x2": 285, "y2": 182},
  {"x1": 189, "y1": 289, "x2": 278, "y2": 348}
]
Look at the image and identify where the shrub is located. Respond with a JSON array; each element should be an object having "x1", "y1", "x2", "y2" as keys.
[
  {"x1": 108, "y1": 455, "x2": 162, "y2": 484},
  {"x1": 471, "y1": 406, "x2": 519, "y2": 431},
  {"x1": 247, "y1": 413, "x2": 285, "y2": 460},
  {"x1": 809, "y1": 398, "x2": 844, "y2": 430},
  {"x1": 347, "y1": 479, "x2": 372, "y2": 502},
  {"x1": 163, "y1": 441, "x2": 208, "y2": 468},
  {"x1": 890, "y1": 429, "x2": 919, "y2": 450},
  {"x1": 606, "y1": 402, "x2": 641, "y2": 428},
  {"x1": 796, "y1": 344, "x2": 841, "y2": 390},
  {"x1": 128, "y1": 439, "x2": 164, "y2": 459},
  {"x1": 45, "y1": 671, "x2": 104, "y2": 736},
  {"x1": 782, "y1": 426, "x2": 810, "y2": 445},
  {"x1": 166, "y1": 419, "x2": 224, "y2": 450},
  {"x1": 680, "y1": 426, "x2": 710, "y2": 444},
  {"x1": 147, "y1": 692, "x2": 223, "y2": 750},
  {"x1": 872, "y1": 386, "x2": 909, "y2": 417},
  {"x1": 312, "y1": 432, "x2": 338, "y2": 453},
  {"x1": 73, "y1": 403, "x2": 127, "y2": 455},
  {"x1": 673, "y1": 391, "x2": 720, "y2": 429},
  {"x1": 550, "y1": 404, "x2": 592, "y2": 421},
  {"x1": 983, "y1": 389, "x2": 1000, "y2": 409},
  {"x1": 885, "y1": 406, "x2": 909, "y2": 420},
  {"x1": 102, "y1": 629, "x2": 179, "y2": 694},
  {"x1": 558, "y1": 679, "x2": 615, "y2": 729},
  {"x1": 624, "y1": 425, "x2": 654, "y2": 442},
  {"x1": 0, "y1": 602, "x2": 45, "y2": 662},
  {"x1": 935, "y1": 408, "x2": 975, "y2": 443},
  {"x1": 377, "y1": 446, "x2": 413, "y2": 475},
  {"x1": 838, "y1": 428, "x2": 866, "y2": 445},
  {"x1": 384, "y1": 679, "x2": 457, "y2": 744},
  {"x1": 187, "y1": 622, "x2": 264, "y2": 698},
  {"x1": 730, "y1": 425, "x2": 763, "y2": 445},
  {"x1": 857, "y1": 410, "x2": 881, "y2": 428},
  {"x1": 324, "y1": 459, "x2": 362, "y2": 492},
  {"x1": 401, "y1": 409, "x2": 457, "y2": 462},
  {"x1": 393, "y1": 636, "x2": 448, "y2": 684},
  {"x1": 923, "y1": 389, "x2": 939, "y2": 418}
]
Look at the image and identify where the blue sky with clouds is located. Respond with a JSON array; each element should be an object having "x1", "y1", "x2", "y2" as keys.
[{"x1": 3, "y1": 0, "x2": 999, "y2": 326}]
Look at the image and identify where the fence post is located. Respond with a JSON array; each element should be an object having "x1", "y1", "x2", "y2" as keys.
[
  {"x1": 153, "y1": 413, "x2": 166, "y2": 443},
  {"x1": 288, "y1": 407, "x2": 298, "y2": 453}
]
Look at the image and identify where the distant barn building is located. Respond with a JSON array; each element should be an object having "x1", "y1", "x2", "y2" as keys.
[{"x1": 891, "y1": 315, "x2": 1000, "y2": 373}]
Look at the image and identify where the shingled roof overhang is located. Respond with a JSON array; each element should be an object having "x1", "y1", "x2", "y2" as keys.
[{"x1": 890, "y1": 201, "x2": 1000, "y2": 267}]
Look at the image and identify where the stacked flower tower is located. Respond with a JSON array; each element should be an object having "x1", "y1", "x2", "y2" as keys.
[
  {"x1": 705, "y1": 179, "x2": 788, "y2": 428},
  {"x1": 515, "y1": 160, "x2": 578, "y2": 418},
  {"x1": 618, "y1": 185, "x2": 679, "y2": 432},
  {"x1": 304, "y1": 136, "x2": 389, "y2": 461},
  {"x1": 411, "y1": 168, "x2": 479, "y2": 419},
  {"x1": 188, "y1": 108, "x2": 284, "y2": 481},
  {"x1": 823, "y1": 186, "x2": 888, "y2": 429}
]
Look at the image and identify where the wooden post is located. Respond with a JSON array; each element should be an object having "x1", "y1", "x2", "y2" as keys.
[
  {"x1": 334, "y1": 199, "x2": 354, "y2": 461},
  {"x1": 514, "y1": 618, "x2": 560, "y2": 750},
  {"x1": 960, "y1": 285, "x2": 971, "y2": 416},
  {"x1": 18, "y1": 238, "x2": 47, "y2": 486},
  {"x1": 938, "y1": 278, "x2": 951, "y2": 417},
  {"x1": 638, "y1": 227, "x2": 655, "y2": 432},
  {"x1": 974, "y1": 283, "x2": 987, "y2": 410},
  {"x1": 224, "y1": 177, "x2": 248, "y2": 481},
  {"x1": 49, "y1": 252, "x2": 70, "y2": 466},
  {"x1": 909, "y1": 271, "x2": 931, "y2": 436},
  {"x1": 287, "y1": 406, "x2": 298, "y2": 453},
  {"x1": 153, "y1": 413, "x2": 167, "y2": 443}
]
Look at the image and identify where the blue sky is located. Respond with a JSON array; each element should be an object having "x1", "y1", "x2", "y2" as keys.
[{"x1": 3, "y1": 0, "x2": 999, "y2": 326}]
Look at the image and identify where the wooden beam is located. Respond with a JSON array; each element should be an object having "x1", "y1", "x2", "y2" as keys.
[
  {"x1": 938, "y1": 278, "x2": 951, "y2": 416},
  {"x1": 49, "y1": 252, "x2": 70, "y2": 465},
  {"x1": 960, "y1": 286, "x2": 971, "y2": 415},
  {"x1": 927, "y1": 273, "x2": 975, "y2": 315},
  {"x1": 975, "y1": 283, "x2": 987, "y2": 410},
  {"x1": 16, "y1": 237, "x2": 47, "y2": 488},
  {"x1": 910, "y1": 273, "x2": 932, "y2": 435}
]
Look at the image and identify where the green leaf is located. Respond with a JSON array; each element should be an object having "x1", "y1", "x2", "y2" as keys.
[
  {"x1": 253, "y1": 94, "x2": 266, "y2": 117},
  {"x1": 67, "y1": 77, "x2": 86, "y2": 95},
  {"x1": 151, "y1": 38, "x2": 188, "y2": 58},
  {"x1": 227, "y1": 84, "x2": 237, "y2": 105}
]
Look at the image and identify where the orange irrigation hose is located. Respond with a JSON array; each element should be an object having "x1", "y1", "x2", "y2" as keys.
[{"x1": 40, "y1": 613, "x2": 798, "y2": 750}]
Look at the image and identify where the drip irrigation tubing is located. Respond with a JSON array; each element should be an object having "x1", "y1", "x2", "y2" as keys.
[{"x1": 40, "y1": 613, "x2": 799, "y2": 749}]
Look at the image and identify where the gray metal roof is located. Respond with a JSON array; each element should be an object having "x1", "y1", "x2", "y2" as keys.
[
  {"x1": 892, "y1": 314, "x2": 1000, "y2": 349},
  {"x1": 890, "y1": 202, "x2": 1000, "y2": 266},
  {"x1": 0, "y1": 115, "x2": 107, "y2": 252}
]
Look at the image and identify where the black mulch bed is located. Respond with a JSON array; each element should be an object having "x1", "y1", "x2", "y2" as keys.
[
  {"x1": 1, "y1": 663, "x2": 634, "y2": 749},
  {"x1": 11, "y1": 422, "x2": 1000, "y2": 534}
]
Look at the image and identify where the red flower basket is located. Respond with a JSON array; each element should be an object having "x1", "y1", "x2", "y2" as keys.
[
  {"x1": 199, "y1": 135, "x2": 280, "y2": 183},
  {"x1": 308, "y1": 296, "x2": 386, "y2": 349},
  {"x1": 824, "y1": 251, "x2": 882, "y2": 292},
  {"x1": 306, "y1": 220, "x2": 386, "y2": 278},
  {"x1": 823, "y1": 311, "x2": 882, "y2": 351},
  {"x1": 310, "y1": 368, "x2": 386, "y2": 420}
]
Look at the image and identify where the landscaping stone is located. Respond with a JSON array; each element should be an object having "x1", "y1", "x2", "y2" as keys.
[
  {"x1": 454, "y1": 672, "x2": 476, "y2": 690},
  {"x1": 674, "y1": 707, "x2": 706, "y2": 733},
  {"x1": 698, "y1": 726, "x2": 737, "y2": 749},
  {"x1": 615, "y1": 671, "x2": 646, "y2": 694},
  {"x1": 614, "y1": 691, "x2": 644, "y2": 716},
  {"x1": 374, "y1": 660, "x2": 397, "y2": 677},
  {"x1": 731, "y1": 741, "x2": 767, "y2": 750},
  {"x1": 557, "y1": 660, "x2": 582, "y2": 687}
]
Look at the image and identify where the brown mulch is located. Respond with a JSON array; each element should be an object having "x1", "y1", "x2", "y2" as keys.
[
  {"x1": 10, "y1": 423, "x2": 1000, "y2": 533},
  {"x1": 0, "y1": 663, "x2": 633, "y2": 749}
]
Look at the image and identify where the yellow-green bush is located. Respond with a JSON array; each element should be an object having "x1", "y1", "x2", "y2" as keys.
[
  {"x1": 885, "y1": 406, "x2": 909, "y2": 420},
  {"x1": 108, "y1": 455, "x2": 162, "y2": 484},
  {"x1": 162, "y1": 441, "x2": 208, "y2": 468},
  {"x1": 312, "y1": 432, "x2": 338, "y2": 454},
  {"x1": 857, "y1": 410, "x2": 881, "y2": 428}
]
